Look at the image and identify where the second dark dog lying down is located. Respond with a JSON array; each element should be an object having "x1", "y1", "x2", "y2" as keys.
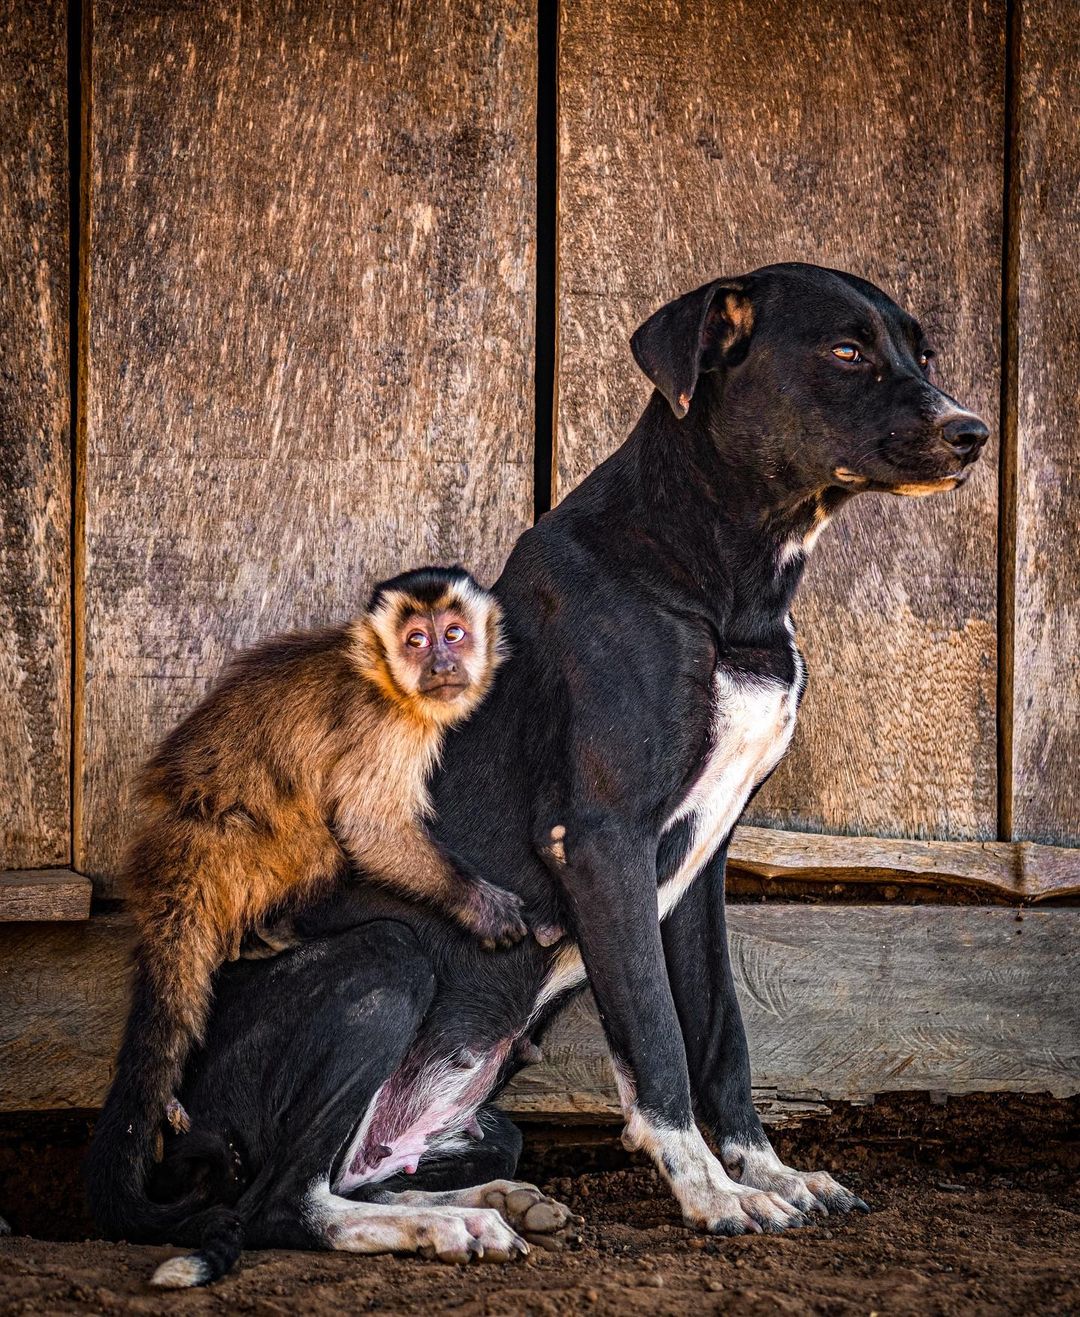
[{"x1": 89, "y1": 262, "x2": 988, "y2": 1284}]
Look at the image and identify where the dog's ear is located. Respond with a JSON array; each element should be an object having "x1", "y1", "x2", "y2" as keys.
[{"x1": 630, "y1": 278, "x2": 754, "y2": 419}]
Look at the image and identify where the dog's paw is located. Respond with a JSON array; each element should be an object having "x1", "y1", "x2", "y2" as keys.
[
  {"x1": 685, "y1": 1184, "x2": 808, "y2": 1236},
  {"x1": 480, "y1": 1181, "x2": 583, "y2": 1250},
  {"x1": 723, "y1": 1142, "x2": 869, "y2": 1217},
  {"x1": 413, "y1": 1209, "x2": 530, "y2": 1264}
]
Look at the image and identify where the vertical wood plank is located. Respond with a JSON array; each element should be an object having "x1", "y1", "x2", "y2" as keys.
[
  {"x1": 557, "y1": 0, "x2": 1003, "y2": 841},
  {"x1": 1008, "y1": 3, "x2": 1080, "y2": 845},
  {"x1": 0, "y1": 0, "x2": 71, "y2": 868},
  {"x1": 80, "y1": 0, "x2": 536, "y2": 890}
]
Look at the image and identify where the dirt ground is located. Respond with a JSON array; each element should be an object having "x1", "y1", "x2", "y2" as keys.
[{"x1": 1, "y1": 1095, "x2": 1078, "y2": 1315}]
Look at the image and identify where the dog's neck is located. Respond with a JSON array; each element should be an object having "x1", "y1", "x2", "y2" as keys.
[{"x1": 620, "y1": 394, "x2": 853, "y2": 641}]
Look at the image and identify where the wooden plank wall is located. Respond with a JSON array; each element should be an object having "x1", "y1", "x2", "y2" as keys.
[
  {"x1": 0, "y1": 0, "x2": 71, "y2": 869},
  {"x1": 556, "y1": 0, "x2": 1004, "y2": 843},
  {"x1": 1008, "y1": 3, "x2": 1080, "y2": 847},
  {"x1": 5, "y1": 906, "x2": 1078, "y2": 1112},
  {"x1": 78, "y1": 0, "x2": 537, "y2": 890}
]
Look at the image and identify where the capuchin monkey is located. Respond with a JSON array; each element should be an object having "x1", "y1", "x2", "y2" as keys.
[{"x1": 88, "y1": 566, "x2": 531, "y2": 1233}]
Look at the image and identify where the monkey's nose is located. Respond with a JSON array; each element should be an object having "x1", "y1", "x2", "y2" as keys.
[{"x1": 431, "y1": 657, "x2": 457, "y2": 676}]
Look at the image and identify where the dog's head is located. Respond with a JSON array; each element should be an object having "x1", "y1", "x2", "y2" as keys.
[{"x1": 631, "y1": 262, "x2": 988, "y2": 496}]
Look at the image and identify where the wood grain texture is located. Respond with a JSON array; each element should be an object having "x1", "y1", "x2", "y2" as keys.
[
  {"x1": 0, "y1": 871, "x2": 91, "y2": 922},
  {"x1": 507, "y1": 906, "x2": 1080, "y2": 1117},
  {"x1": 728, "y1": 825, "x2": 1080, "y2": 903},
  {"x1": 1008, "y1": 5, "x2": 1080, "y2": 845},
  {"x1": 0, "y1": 914, "x2": 131, "y2": 1111},
  {"x1": 4, "y1": 906, "x2": 1077, "y2": 1113},
  {"x1": 79, "y1": 0, "x2": 536, "y2": 891},
  {"x1": 0, "y1": 0, "x2": 71, "y2": 868},
  {"x1": 556, "y1": 0, "x2": 1003, "y2": 841}
]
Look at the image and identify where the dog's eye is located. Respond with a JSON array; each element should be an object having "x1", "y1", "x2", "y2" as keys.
[
  {"x1": 917, "y1": 350, "x2": 934, "y2": 369},
  {"x1": 405, "y1": 630, "x2": 431, "y2": 649},
  {"x1": 831, "y1": 345, "x2": 863, "y2": 363},
  {"x1": 444, "y1": 625, "x2": 466, "y2": 644}
]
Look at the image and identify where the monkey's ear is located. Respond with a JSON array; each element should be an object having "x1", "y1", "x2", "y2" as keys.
[{"x1": 630, "y1": 278, "x2": 754, "y2": 419}]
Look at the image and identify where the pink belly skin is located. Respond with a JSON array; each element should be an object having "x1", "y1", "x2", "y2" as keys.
[{"x1": 336, "y1": 1037, "x2": 515, "y2": 1192}]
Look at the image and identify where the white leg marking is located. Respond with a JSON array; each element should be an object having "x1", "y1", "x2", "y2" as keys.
[
  {"x1": 306, "y1": 1178, "x2": 529, "y2": 1263},
  {"x1": 721, "y1": 1138, "x2": 869, "y2": 1216},
  {"x1": 622, "y1": 1110, "x2": 807, "y2": 1235}
]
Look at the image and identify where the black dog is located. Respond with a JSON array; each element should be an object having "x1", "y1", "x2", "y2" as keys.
[{"x1": 88, "y1": 262, "x2": 988, "y2": 1284}]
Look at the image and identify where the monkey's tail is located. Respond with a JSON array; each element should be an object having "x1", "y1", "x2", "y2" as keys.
[
  {"x1": 85, "y1": 946, "x2": 214, "y2": 1242},
  {"x1": 148, "y1": 1207, "x2": 244, "y2": 1289}
]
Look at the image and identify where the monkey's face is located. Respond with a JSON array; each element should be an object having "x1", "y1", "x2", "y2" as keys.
[
  {"x1": 397, "y1": 609, "x2": 478, "y2": 704},
  {"x1": 359, "y1": 569, "x2": 505, "y2": 726}
]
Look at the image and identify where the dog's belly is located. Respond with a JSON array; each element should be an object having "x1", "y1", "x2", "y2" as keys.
[{"x1": 534, "y1": 648, "x2": 803, "y2": 1013}]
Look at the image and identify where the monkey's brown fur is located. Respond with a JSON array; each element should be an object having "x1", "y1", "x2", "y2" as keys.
[{"x1": 121, "y1": 567, "x2": 521, "y2": 1141}]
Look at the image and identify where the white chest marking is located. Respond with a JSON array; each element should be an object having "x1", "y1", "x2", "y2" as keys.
[
  {"x1": 533, "y1": 634, "x2": 804, "y2": 1016},
  {"x1": 656, "y1": 664, "x2": 800, "y2": 921}
]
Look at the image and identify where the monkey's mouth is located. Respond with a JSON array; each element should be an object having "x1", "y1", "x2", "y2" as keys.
[{"x1": 420, "y1": 680, "x2": 469, "y2": 701}]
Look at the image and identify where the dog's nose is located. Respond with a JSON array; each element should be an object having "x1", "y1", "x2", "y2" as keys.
[{"x1": 941, "y1": 414, "x2": 989, "y2": 462}]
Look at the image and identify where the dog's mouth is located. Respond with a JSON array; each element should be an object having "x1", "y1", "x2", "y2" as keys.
[{"x1": 833, "y1": 460, "x2": 973, "y2": 498}]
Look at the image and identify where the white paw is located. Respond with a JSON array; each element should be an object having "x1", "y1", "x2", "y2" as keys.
[
  {"x1": 724, "y1": 1143, "x2": 870, "y2": 1217},
  {"x1": 687, "y1": 1183, "x2": 808, "y2": 1236},
  {"x1": 414, "y1": 1209, "x2": 528, "y2": 1264}
]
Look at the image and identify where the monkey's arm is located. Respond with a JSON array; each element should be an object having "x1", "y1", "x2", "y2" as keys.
[{"x1": 336, "y1": 817, "x2": 528, "y2": 950}]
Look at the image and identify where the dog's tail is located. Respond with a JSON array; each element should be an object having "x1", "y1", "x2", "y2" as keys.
[
  {"x1": 149, "y1": 1207, "x2": 244, "y2": 1289},
  {"x1": 85, "y1": 950, "x2": 213, "y2": 1242}
]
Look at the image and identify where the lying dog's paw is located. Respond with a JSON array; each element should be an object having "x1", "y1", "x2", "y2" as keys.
[
  {"x1": 479, "y1": 1181, "x2": 583, "y2": 1251},
  {"x1": 415, "y1": 1208, "x2": 530, "y2": 1264},
  {"x1": 723, "y1": 1142, "x2": 869, "y2": 1217}
]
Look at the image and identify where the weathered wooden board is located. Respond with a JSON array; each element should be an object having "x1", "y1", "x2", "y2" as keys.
[
  {"x1": 3, "y1": 907, "x2": 1077, "y2": 1113},
  {"x1": 728, "y1": 826, "x2": 1080, "y2": 904},
  {"x1": 508, "y1": 907, "x2": 1080, "y2": 1117},
  {"x1": 1008, "y1": 6, "x2": 1080, "y2": 846},
  {"x1": 0, "y1": 0, "x2": 71, "y2": 868},
  {"x1": 556, "y1": 0, "x2": 1003, "y2": 841},
  {"x1": 79, "y1": 0, "x2": 537, "y2": 891},
  {"x1": 0, "y1": 871, "x2": 91, "y2": 922}
]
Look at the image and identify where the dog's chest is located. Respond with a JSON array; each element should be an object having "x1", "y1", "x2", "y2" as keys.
[{"x1": 657, "y1": 656, "x2": 802, "y2": 920}]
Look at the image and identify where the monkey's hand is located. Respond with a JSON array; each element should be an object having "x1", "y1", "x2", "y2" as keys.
[
  {"x1": 165, "y1": 1097, "x2": 192, "y2": 1135},
  {"x1": 452, "y1": 875, "x2": 530, "y2": 950}
]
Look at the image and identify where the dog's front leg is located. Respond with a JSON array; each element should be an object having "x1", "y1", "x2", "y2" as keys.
[
  {"x1": 662, "y1": 849, "x2": 868, "y2": 1218},
  {"x1": 554, "y1": 815, "x2": 804, "y2": 1235}
]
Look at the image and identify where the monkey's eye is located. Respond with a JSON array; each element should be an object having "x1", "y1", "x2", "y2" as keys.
[
  {"x1": 444, "y1": 624, "x2": 466, "y2": 644},
  {"x1": 405, "y1": 630, "x2": 431, "y2": 649},
  {"x1": 831, "y1": 344, "x2": 864, "y2": 364}
]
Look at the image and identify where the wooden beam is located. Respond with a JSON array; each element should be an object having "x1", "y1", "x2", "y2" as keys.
[
  {"x1": 0, "y1": 871, "x2": 92, "y2": 922},
  {"x1": 508, "y1": 906, "x2": 1080, "y2": 1116},
  {"x1": 2, "y1": 907, "x2": 1077, "y2": 1115},
  {"x1": 728, "y1": 826, "x2": 1080, "y2": 903}
]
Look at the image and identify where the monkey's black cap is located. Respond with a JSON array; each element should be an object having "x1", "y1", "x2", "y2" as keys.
[{"x1": 367, "y1": 565, "x2": 481, "y2": 613}]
